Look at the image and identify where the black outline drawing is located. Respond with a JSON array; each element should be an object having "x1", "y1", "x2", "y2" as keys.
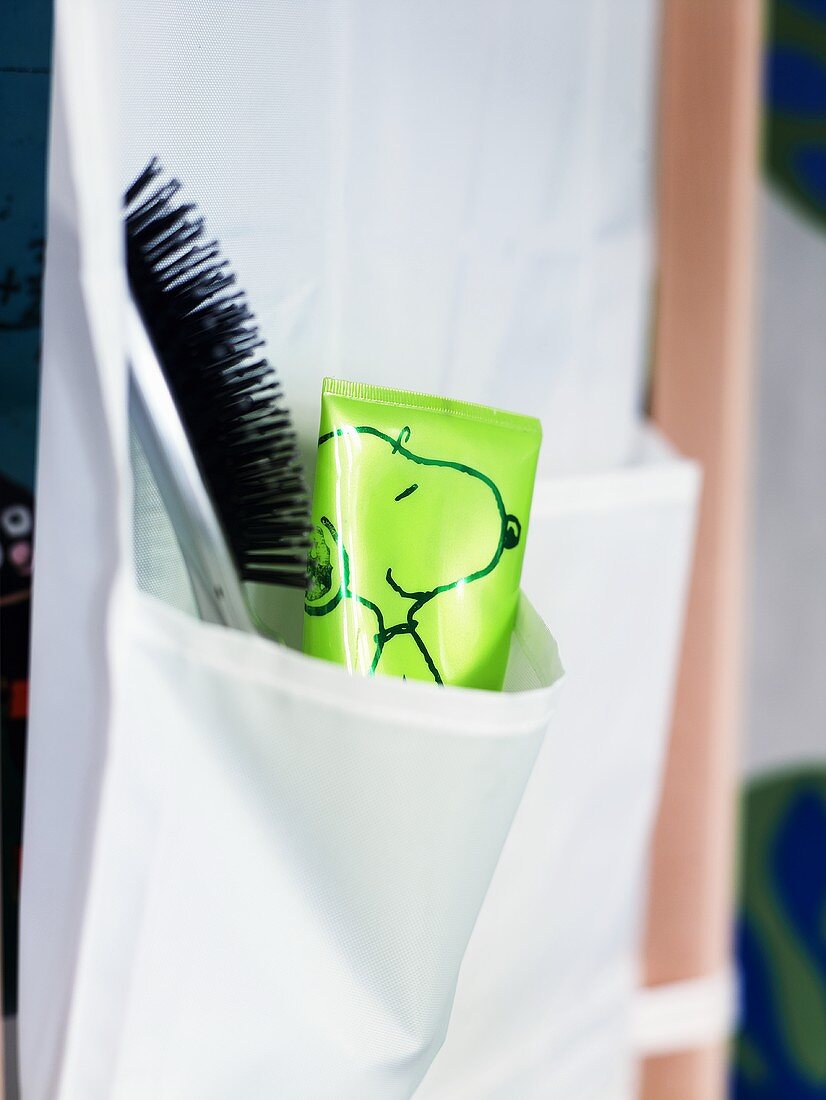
[{"x1": 305, "y1": 425, "x2": 521, "y2": 683}]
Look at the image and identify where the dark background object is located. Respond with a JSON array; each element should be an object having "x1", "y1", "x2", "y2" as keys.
[
  {"x1": 0, "y1": 477, "x2": 33, "y2": 1024},
  {"x1": 764, "y1": 0, "x2": 826, "y2": 230},
  {"x1": 0, "y1": 0, "x2": 53, "y2": 1023}
]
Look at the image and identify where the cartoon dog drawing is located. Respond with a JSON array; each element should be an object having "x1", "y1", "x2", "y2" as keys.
[{"x1": 304, "y1": 425, "x2": 521, "y2": 684}]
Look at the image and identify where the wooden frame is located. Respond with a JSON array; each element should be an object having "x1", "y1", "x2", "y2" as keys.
[{"x1": 642, "y1": 0, "x2": 762, "y2": 1096}]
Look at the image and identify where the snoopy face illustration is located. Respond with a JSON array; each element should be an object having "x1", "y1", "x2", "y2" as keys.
[{"x1": 305, "y1": 425, "x2": 521, "y2": 683}]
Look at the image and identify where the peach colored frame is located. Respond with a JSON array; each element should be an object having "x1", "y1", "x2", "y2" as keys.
[{"x1": 642, "y1": 0, "x2": 761, "y2": 1097}]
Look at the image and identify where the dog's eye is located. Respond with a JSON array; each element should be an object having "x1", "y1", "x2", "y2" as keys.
[
  {"x1": 503, "y1": 514, "x2": 521, "y2": 549},
  {"x1": 394, "y1": 483, "x2": 419, "y2": 502},
  {"x1": 1, "y1": 505, "x2": 32, "y2": 539}
]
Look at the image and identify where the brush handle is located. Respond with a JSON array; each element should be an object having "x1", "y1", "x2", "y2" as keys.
[{"x1": 127, "y1": 298, "x2": 255, "y2": 633}]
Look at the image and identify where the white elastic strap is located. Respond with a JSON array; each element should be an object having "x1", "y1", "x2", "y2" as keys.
[{"x1": 632, "y1": 969, "x2": 739, "y2": 1056}]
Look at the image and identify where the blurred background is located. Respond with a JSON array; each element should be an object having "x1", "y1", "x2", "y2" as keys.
[{"x1": 1, "y1": 1, "x2": 824, "y2": 1098}]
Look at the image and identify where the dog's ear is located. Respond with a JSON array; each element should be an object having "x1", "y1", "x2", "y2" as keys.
[
  {"x1": 305, "y1": 516, "x2": 346, "y2": 616},
  {"x1": 306, "y1": 521, "x2": 334, "y2": 602},
  {"x1": 503, "y1": 514, "x2": 521, "y2": 550}
]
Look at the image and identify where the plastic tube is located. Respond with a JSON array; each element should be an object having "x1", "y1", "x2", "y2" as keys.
[{"x1": 303, "y1": 378, "x2": 541, "y2": 690}]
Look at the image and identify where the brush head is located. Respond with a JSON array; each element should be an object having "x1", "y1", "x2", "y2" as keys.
[{"x1": 125, "y1": 158, "x2": 310, "y2": 589}]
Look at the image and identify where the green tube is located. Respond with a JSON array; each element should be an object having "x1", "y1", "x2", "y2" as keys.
[{"x1": 303, "y1": 378, "x2": 542, "y2": 690}]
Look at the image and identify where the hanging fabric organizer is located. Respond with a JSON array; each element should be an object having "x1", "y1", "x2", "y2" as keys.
[
  {"x1": 20, "y1": 1, "x2": 700, "y2": 1098},
  {"x1": 21, "y1": 5, "x2": 563, "y2": 1098}
]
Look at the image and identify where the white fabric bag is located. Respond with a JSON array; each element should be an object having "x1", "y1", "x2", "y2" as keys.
[
  {"x1": 19, "y1": 4, "x2": 563, "y2": 1098},
  {"x1": 20, "y1": 1, "x2": 697, "y2": 1096}
]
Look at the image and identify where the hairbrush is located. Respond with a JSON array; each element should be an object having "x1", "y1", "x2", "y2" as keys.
[{"x1": 125, "y1": 158, "x2": 309, "y2": 632}]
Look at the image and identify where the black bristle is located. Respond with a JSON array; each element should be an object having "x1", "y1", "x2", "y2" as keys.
[{"x1": 125, "y1": 159, "x2": 311, "y2": 589}]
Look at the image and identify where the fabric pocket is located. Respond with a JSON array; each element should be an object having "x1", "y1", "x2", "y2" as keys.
[
  {"x1": 46, "y1": 591, "x2": 561, "y2": 1100},
  {"x1": 418, "y1": 429, "x2": 699, "y2": 1099}
]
